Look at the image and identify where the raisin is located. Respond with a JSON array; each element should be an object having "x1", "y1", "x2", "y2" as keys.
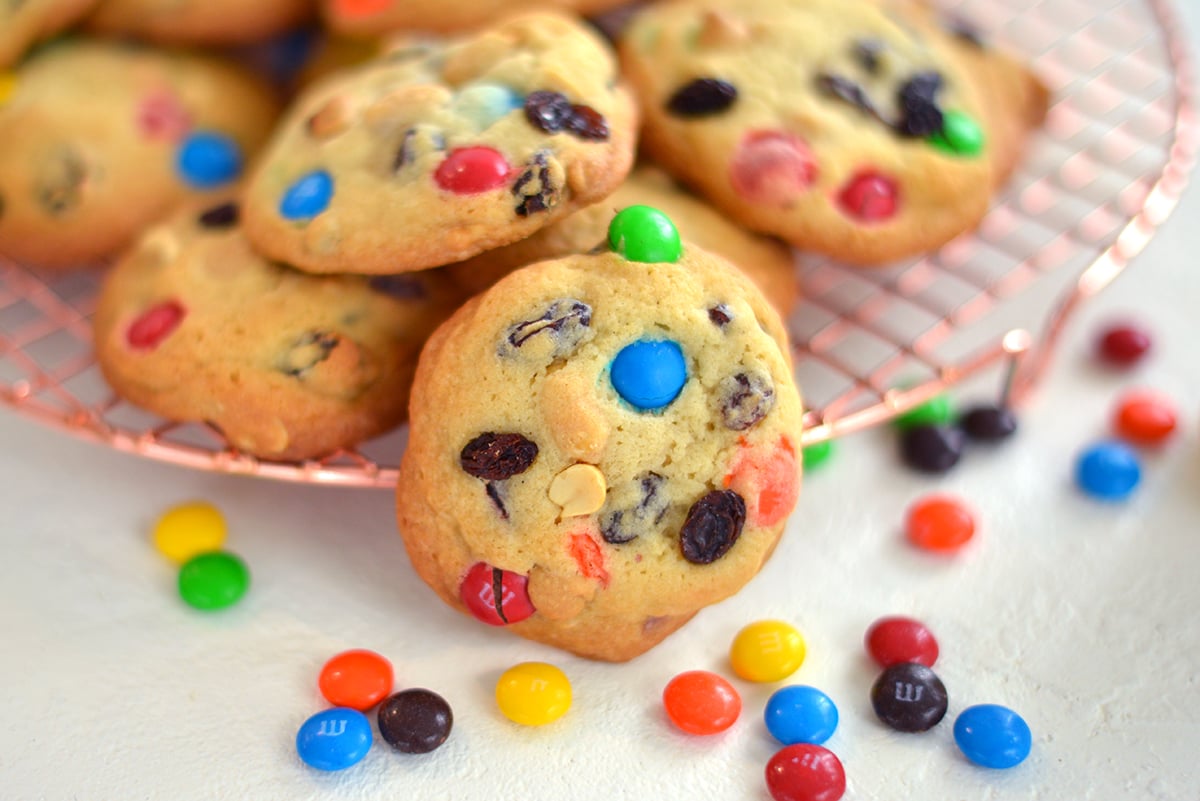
[
  {"x1": 853, "y1": 39, "x2": 885, "y2": 74},
  {"x1": 460, "y1": 432, "x2": 538, "y2": 480},
  {"x1": 512, "y1": 152, "x2": 559, "y2": 217},
  {"x1": 368, "y1": 274, "x2": 426, "y2": 300},
  {"x1": 708, "y1": 304, "x2": 732, "y2": 327},
  {"x1": 500, "y1": 298, "x2": 592, "y2": 358},
  {"x1": 719, "y1": 371, "x2": 776, "y2": 431},
  {"x1": 816, "y1": 73, "x2": 879, "y2": 118},
  {"x1": 394, "y1": 126, "x2": 446, "y2": 172},
  {"x1": 679, "y1": 490, "x2": 746, "y2": 564},
  {"x1": 279, "y1": 331, "x2": 339, "y2": 377},
  {"x1": 666, "y1": 78, "x2": 738, "y2": 117},
  {"x1": 600, "y1": 472, "x2": 668, "y2": 544},
  {"x1": 524, "y1": 90, "x2": 574, "y2": 134},
  {"x1": 898, "y1": 72, "x2": 945, "y2": 137},
  {"x1": 37, "y1": 147, "x2": 87, "y2": 216},
  {"x1": 566, "y1": 104, "x2": 610, "y2": 140},
  {"x1": 198, "y1": 202, "x2": 239, "y2": 229}
]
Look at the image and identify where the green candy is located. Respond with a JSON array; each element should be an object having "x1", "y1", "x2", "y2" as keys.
[
  {"x1": 893, "y1": 393, "x2": 956, "y2": 431},
  {"x1": 608, "y1": 205, "x2": 682, "y2": 264},
  {"x1": 178, "y1": 551, "x2": 250, "y2": 610},
  {"x1": 928, "y1": 110, "x2": 985, "y2": 157},
  {"x1": 801, "y1": 439, "x2": 836, "y2": 471}
]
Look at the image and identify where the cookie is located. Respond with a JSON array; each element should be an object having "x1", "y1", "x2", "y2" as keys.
[
  {"x1": 242, "y1": 12, "x2": 638, "y2": 275},
  {"x1": 86, "y1": 0, "x2": 314, "y2": 46},
  {"x1": 0, "y1": 40, "x2": 280, "y2": 268},
  {"x1": 320, "y1": 0, "x2": 632, "y2": 37},
  {"x1": 447, "y1": 166, "x2": 800, "y2": 317},
  {"x1": 618, "y1": 0, "x2": 1043, "y2": 265},
  {"x1": 395, "y1": 207, "x2": 803, "y2": 662},
  {"x1": 93, "y1": 200, "x2": 464, "y2": 461},
  {"x1": 0, "y1": 0, "x2": 97, "y2": 68}
]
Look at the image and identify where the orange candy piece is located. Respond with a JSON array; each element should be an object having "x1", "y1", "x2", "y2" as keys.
[
  {"x1": 1114, "y1": 390, "x2": 1178, "y2": 446},
  {"x1": 662, "y1": 670, "x2": 742, "y2": 735},
  {"x1": 905, "y1": 495, "x2": 976, "y2": 552},
  {"x1": 318, "y1": 649, "x2": 394, "y2": 711},
  {"x1": 333, "y1": 0, "x2": 391, "y2": 18}
]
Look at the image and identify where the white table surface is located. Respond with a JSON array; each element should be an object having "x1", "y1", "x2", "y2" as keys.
[{"x1": 5, "y1": 9, "x2": 1200, "y2": 801}]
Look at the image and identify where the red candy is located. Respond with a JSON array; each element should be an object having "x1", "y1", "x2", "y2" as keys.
[
  {"x1": 765, "y1": 744, "x2": 846, "y2": 801},
  {"x1": 1114, "y1": 390, "x2": 1178, "y2": 446},
  {"x1": 725, "y1": 437, "x2": 800, "y2": 527},
  {"x1": 865, "y1": 615, "x2": 939, "y2": 668},
  {"x1": 905, "y1": 494, "x2": 975, "y2": 552},
  {"x1": 127, "y1": 300, "x2": 185, "y2": 349},
  {"x1": 566, "y1": 532, "x2": 609, "y2": 588},
  {"x1": 460, "y1": 562, "x2": 535, "y2": 626},
  {"x1": 837, "y1": 171, "x2": 899, "y2": 222},
  {"x1": 434, "y1": 147, "x2": 512, "y2": 194},
  {"x1": 137, "y1": 90, "x2": 193, "y2": 141},
  {"x1": 729, "y1": 131, "x2": 817, "y2": 206},
  {"x1": 318, "y1": 649, "x2": 394, "y2": 711},
  {"x1": 1096, "y1": 322, "x2": 1152, "y2": 367},
  {"x1": 662, "y1": 670, "x2": 741, "y2": 735},
  {"x1": 332, "y1": 0, "x2": 391, "y2": 16}
]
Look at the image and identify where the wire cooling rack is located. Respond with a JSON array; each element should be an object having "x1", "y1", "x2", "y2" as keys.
[{"x1": 1, "y1": 0, "x2": 1196, "y2": 489}]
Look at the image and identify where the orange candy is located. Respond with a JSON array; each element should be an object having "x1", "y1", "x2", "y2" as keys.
[
  {"x1": 662, "y1": 670, "x2": 742, "y2": 735},
  {"x1": 1114, "y1": 390, "x2": 1178, "y2": 446},
  {"x1": 333, "y1": 0, "x2": 391, "y2": 18},
  {"x1": 318, "y1": 649, "x2": 394, "y2": 711},
  {"x1": 725, "y1": 437, "x2": 800, "y2": 527},
  {"x1": 905, "y1": 495, "x2": 976, "y2": 552}
]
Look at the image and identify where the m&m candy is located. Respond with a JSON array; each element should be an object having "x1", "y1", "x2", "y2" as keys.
[
  {"x1": 607, "y1": 205, "x2": 682, "y2": 263},
  {"x1": 318, "y1": 649, "x2": 394, "y2": 711},
  {"x1": 377, "y1": 689, "x2": 453, "y2": 754},
  {"x1": 662, "y1": 670, "x2": 741, "y2": 735},
  {"x1": 610, "y1": 338, "x2": 688, "y2": 411},
  {"x1": 296, "y1": 707, "x2": 373, "y2": 771},
  {"x1": 1113, "y1": 390, "x2": 1178, "y2": 446},
  {"x1": 764, "y1": 685, "x2": 839, "y2": 746},
  {"x1": 953, "y1": 704, "x2": 1032, "y2": 769},
  {"x1": 434, "y1": 146, "x2": 512, "y2": 194},
  {"x1": 899, "y1": 424, "x2": 965, "y2": 474},
  {"x1": 495, "y1": 662, "x2": 572, "y2": 726},
  {"x1": 870, "y1": 662, "x2": 948, "y2": 733},
  {"x1": 904, "y1": 495, "x2": 976, "y2": 552},
  {"x1": 764, "y1": 743, "x2": 846, "y2": 801},
  {"x1": 1075, "y1": 441, "x2": 1141, "y2": 501},
  {"x1": 177, "y1": 551, "x2": 249, "y2": 610},
  {"x1": 960, "y1": 403, "x2": 1018, "y2": 442},
  {"x1": 1096, "y1": 322, "x2": 1152, "y2": 367},
  {"x1": 280, "y1": 169, "x2": 334, "y2": 220},
  {"x1": 801, "y1": 439, "x2": 835, "y2": 471},
  {"x1": 176, "y1": 131, "x2": 243, "y2": 189},
  {"x1": 864, "y1": 616, "x2": 939, "y2": 668},
  {"x1": 893, "y1": 392, "x2": 954, "y2": 431},
  {"x1": 730, "y1": 620, "x2": 806, "y2": 682},
  {"x1": 153, "y1": 501, "x2": 226, "y2": 563}
]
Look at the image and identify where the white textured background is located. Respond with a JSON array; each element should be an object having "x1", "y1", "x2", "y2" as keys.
[{"x1": 3, "y1": 7, "x2": 1200, "y2": 800}]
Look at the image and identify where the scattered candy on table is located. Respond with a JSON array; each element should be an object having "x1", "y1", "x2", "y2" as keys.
[
  {"x1": 959, "y1": 403, "x2": 1019, "y2": 442},
  {"x1": 870, "y1": 662, "x2": 949, "y2": 733},
  {"x1": 905, "y1": 494, "x2": 976, "y2": 552},
  {"x1": 153, "y1": 501, "x2": 227, "y2": 563},
  {"x1": 318, "y1": 649, "x2": 394, "y2": 711},
  {"x1": 377, "y1": 689, "x2": 453, "y2": 754},
  {"x1": 662, "y1": 670, "x2": 742, "y2": 735},
  {"x1": 764, "y1": 686, "x2": 839, "y2": 746},
  {"x1": 801, "y1": 439, "x2": 835, "y2": 471},
  {"x1": 764, "y1": 743, "x2": 847, "y2": 801},
  {"x1": 495, "y1": 662, "x2": 572, "y2": 727},
  {"x1": 177, "y1": 550, "x2": 249, "y2": 610},
  {"x1": 953, "y1": 704, "x2": 1032, "y2": 769},
  {"x1": 864, "y1": 616, "x2": 939, "y2": 668},
  {"x1": 1095, "y1": 321, "x2": 1152, "y2": 368},
  {"x1": 1075, "y1": 440, "x2": 1141, "y2": 501},
  {"x1": 730, "y1": 619, "x2": 807, "y2": 683},
  {"x1": 893, "y1": 391, "x2": 955, "y2": 431},
  {"x1": 899, "y1": 424, "x2": 966, "y2": 474},
  {"x1": 295, "y1": 707, "x2": 373, "y2": 771},
  {"x1": 1113, "y1": 390, "x2": 1179, "y2": 446}
]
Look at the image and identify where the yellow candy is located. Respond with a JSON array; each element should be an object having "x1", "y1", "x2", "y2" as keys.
[
  {"x1": 495, "y1": 662, "x2": 572, "y2": 726},
  {"x1": 153, "y1": 501, "x2": 227, "y2": 564},
  {"x1": 0, "y1": 73, "x2": 17, "y2": 108},
  {"x1": 730, "y1": 619, "x2": 806, "y2": 683}
]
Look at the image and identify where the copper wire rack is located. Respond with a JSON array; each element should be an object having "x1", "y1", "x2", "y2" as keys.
[{"x1": 1, "y1": 0, "x2": 1196, "y2": 489}]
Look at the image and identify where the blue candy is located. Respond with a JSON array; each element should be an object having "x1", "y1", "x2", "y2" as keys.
[
  {"x1": 610, "y1": 338, "x2": 687, "y2": 411},
  {"x1": 176, "y1": 132, "x2": 243, "y2": 189},
  {"x1": 764, "y1": 685, "x2": 839, "y2": 746},
  {"x1": 453, "y1": 83, "x2": 524, "y2": 130},
  {"x1": 280, "y1": 170, "x2": 334, "y2": 220},
  {"x1": 296, "y1": 707, "x2": 372, "y2": 771},
  {"x1": 1075, "y1": 441, "x2": 1141, "y2": 501},
  {"x1": 953, "y1": 704, "x2": 1032, "y2": 769}
]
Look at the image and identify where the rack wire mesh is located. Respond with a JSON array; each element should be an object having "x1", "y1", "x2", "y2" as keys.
[{"x1": 1, "y1": 0, "x2": 1196, "y2": 489}]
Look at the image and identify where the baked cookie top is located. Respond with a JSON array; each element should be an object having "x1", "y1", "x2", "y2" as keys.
[
  {"x1": 243, "y1": 12, "x2": 638, "y2": 275},
  {"x1": 93, "y1": 200, "x2": 464, "y2": 461},
  {"x1": 447, "y1": 165, "x2": 800, "y2": 317},
  {"x1": 320, "y1": 0, "x2": 632, "y2": 37},
  {"x1": 618, "y1": 0, "x2": 1002, "y2": 265},
  {"x1": 396, "y1": 207, "x2": 803, "y2": 661},
  {"x1": 86, "y1": 0, "x2": 314, "y2": 45},
  {"x1": 0, "y1": 40, "x2": 280, "y2": 267},
  {"x1": 0, "y1": 0, "x2": 97, "y2": 68}
]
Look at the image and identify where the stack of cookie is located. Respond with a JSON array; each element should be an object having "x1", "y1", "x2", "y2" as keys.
[{"x1": 1, "y1": 0, "x2": 1046, "y2": 657}]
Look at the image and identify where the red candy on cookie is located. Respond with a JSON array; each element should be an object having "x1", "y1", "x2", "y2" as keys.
[
  {"x1": 434, "y1": 146, "x2": 512, "y2": 195},
  {"x1": 725, "y1": 437, "x2": 801, "y2": 527},
  {"x1": 730, "y1": 131, "x2": 818, "y2": 206},
  {"x1": 126, "y1": 301, "x2": 185, "y2": 349},
  {"x1": 460, "y1": 562, "x2": 536, "y2": 626},
  {"x1": 837, "y1": 171, "x2": 899, "y2": 222}
]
